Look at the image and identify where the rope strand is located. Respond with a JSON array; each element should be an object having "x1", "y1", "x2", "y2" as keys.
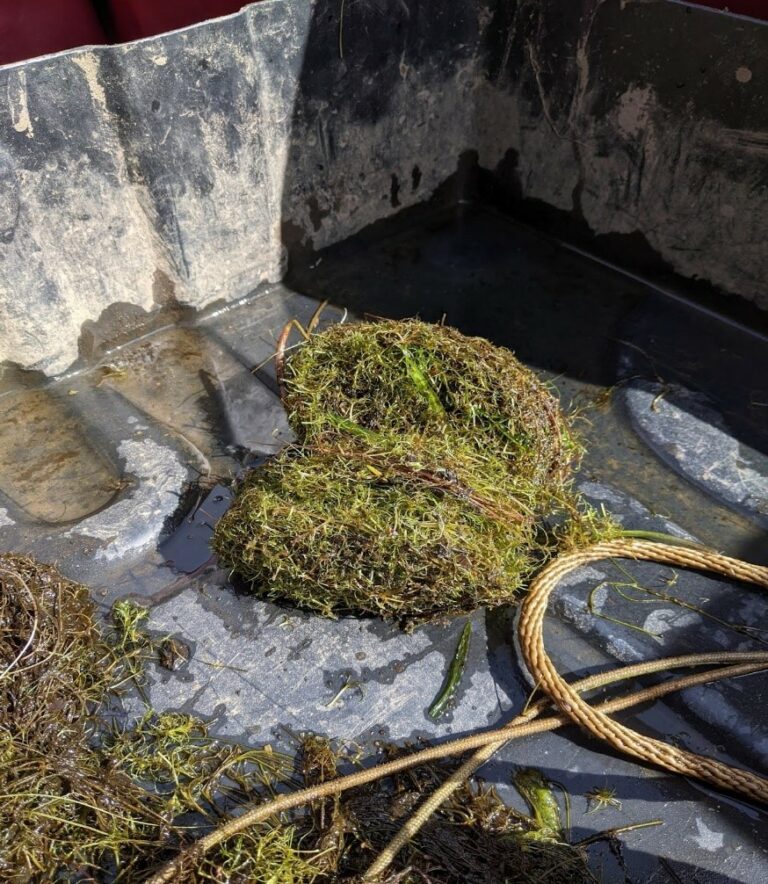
[
  {"x1": 146, "y1": 650, "x2": 768, "y2": 883},
  {"x1": 518, "y1": 539, "x2": 768, "y2": 804},
  {"x1": 364, "y1": 540, "x2": 768, "y2": 878}
]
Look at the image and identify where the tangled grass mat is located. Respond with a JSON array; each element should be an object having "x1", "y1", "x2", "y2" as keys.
[{"x1": 214, "y1": 319, "x2": 599, "y2": 623}]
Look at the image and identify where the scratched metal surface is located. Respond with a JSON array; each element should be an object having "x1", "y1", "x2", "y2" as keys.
[{"x1": 1, "y1": 205, "x2": 767, "y2": 881}]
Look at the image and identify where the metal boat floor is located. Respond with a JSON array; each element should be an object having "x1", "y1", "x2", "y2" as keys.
[{"x1": 1, "y1": 204, "x2": 766, "y2": 882}]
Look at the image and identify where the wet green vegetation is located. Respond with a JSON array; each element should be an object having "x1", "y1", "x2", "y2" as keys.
[
  {"x1": 291, "y1": 737, "x2": 594, "y2": 884},
  {"x1": 0, "y1": 321, "x2": 636, "y2": 880},
  {"x1": 0, "y1": 555, "x2": 296, "y2": 881},
  {"x1": 215, "y1": 320, "x2": 598, "y2": 623},
  {"x1": 0, "y1": 555, "x2": 600, "y2": 882}
]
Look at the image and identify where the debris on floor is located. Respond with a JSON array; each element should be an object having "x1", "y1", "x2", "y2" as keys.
[{"x1": 0, "y1": 554, "x2": 601, "y2": 883}]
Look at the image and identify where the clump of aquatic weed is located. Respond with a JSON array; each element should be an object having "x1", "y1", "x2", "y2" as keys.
[
  {"x1": 554, "y1": 502, "x2": 624, "y2": 553},
  {"x1": 215, "y1": 319, "x2": 584, "y2": 622},
  {"x1": 0, "y1": 555, "x2": 311, "y2": 882},
  {"x1": 0, "y1": 554, "x2": 112, "y2": 731},
  {"x1": 213, "y1": 449, "x2": 541, "y2": 621},
  {"x1": 0, "y1": 554, "x2": 602, "y2": 881},
  {"x1": 105, "y1": 710, "x2": 291, "y2": 819},
  {"x1": 105, "y1": 712, "x2": 320, "y2": 884},
  {"x1": 284, "y1": 320, "x2": 576, "y2": 493},
  {"x1": 0, "y1": 554, "x2": 160, "y2": 878},
  {"x1": 175, "y1": 825, "x2": 321, "y2": 884}
]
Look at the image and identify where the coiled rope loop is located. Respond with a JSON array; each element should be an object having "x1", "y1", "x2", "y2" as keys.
[{"x1": 518, "y1": 539, "x2": 768, "y2": 804}]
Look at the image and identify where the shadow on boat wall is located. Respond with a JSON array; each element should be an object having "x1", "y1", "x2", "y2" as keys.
[{"x1": 0, "y1": 0, "x2": 766, "y2": 378}]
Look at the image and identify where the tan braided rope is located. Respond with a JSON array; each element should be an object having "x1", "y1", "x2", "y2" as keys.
[
  {"x1": 146, "y1": 541, "x2": 768, "y2": 883},
  {"x1": 519, "y1": 539, "x2": 768, "y2": 805},
  {"x1": 363, "y1": 540, "x2": 768, "y2": 879}
]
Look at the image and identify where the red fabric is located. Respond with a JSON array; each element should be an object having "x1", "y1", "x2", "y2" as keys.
[
  {"x1": 108, "y1": 0, "x2": 247, "y2": 42},
  {"x1": 688, "y1": 1, "x2": 768, "y2": 19},
  {"x1": 0, "y1": 0, "x2": 105, "y2": 66}
]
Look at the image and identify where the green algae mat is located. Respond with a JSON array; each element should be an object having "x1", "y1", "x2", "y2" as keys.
[{"x1": 214, "y1": 319, "x2": 602, "y2": 623}]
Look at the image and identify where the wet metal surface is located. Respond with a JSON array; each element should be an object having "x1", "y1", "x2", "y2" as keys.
[
  {"x1": 1, "y1": 206, "x2": 767, "y2": 881},
  {"x1": 159, "y1": 484, "x2": 233, "y2": 574},
  {"x1": 0, "y1": 387, "x2": 120, "y2": 523}
]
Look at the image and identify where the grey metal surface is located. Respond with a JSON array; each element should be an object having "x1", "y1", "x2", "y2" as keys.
[
  {"x1": 1, "y1": 0, "x2": 767, "y2": 376},
  {"x1": 483, "y1": 0, "x2": 768, "y2": 316},
  {"x1": 1, "y1": 206, "x2": 766, "y2": 880},
  {"x1": 0, "y1": 0, "x2": 484, "y2": 374}
]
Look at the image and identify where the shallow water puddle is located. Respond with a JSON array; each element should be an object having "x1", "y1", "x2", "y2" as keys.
[
  {"x1": 0, "y1": 387, "x2": 119, "y2": 523},
  {"x1": 97, "y1": 327, "x2": 248, "y2": 472}
]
